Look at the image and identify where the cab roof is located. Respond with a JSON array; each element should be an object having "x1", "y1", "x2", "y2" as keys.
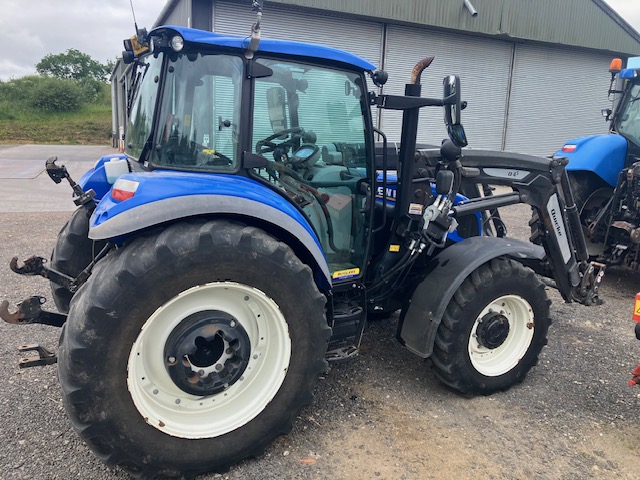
[{"x1": 151, "y1": 25, "x2": 377, "y2": 72}]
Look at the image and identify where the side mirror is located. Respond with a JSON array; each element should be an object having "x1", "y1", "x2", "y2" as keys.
[
  {"x1": 443, "y1": 75, "x2": 468, "y2": 147},
  {"x1": 266, "y1": 87, "x2": 287, "y2": 133}
]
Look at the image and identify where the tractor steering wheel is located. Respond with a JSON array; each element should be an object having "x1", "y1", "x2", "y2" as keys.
[{"x1": 256, "y1": 127, "x2": 305, "y2": 155}]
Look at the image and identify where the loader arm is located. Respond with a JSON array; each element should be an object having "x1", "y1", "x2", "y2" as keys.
[{"x1": 415, "y1": 147, "x2": 604, "y2": 305}]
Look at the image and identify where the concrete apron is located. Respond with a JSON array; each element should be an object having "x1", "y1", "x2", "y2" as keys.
[{"x1": 0, "y1": 145, "x2": 114, "y2": 213}]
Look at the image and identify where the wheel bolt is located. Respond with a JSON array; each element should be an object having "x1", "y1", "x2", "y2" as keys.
[
  {"x1": 215, "y1": 363, "x2": 223, "y2": 371},
  {"x1": 167, "y1": 356, "x2": 176, "y2": 364}
]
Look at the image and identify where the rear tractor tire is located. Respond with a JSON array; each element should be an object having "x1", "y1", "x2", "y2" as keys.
[
  {"x1": 58, "y1": 220, "x2": 330, "y2": 478},
  {"x1": 50, "y1": 206, "x2": 106, "y2": 313},
  {"x1": 431, "y1": 257, "x2": 551, "y2": 396}
]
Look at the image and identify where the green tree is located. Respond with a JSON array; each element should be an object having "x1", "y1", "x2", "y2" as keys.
[
  {"x1": 36, "y1": 49, "x2": 111, "y2": 82},
  {"x1": 29, "y1": 77, "x2": 84, "y2": 112}
]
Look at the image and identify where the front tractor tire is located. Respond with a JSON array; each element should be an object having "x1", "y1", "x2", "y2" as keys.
[
  {"x1": 431, "y1": 257, "x2": 551, "y2": 396},
  {"x1": 58, "y1": 220, "x2": 330, "y2": 478}
]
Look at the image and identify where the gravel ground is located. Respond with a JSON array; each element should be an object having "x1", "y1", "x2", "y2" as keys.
[{"x1": 1, "y1": 202, "x2": 640, "y2": 479}]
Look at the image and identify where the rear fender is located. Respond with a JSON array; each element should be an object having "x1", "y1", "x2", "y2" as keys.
[
  {"x1": 559, "y1": 134, "x2": 627, "y2": 187},
  {"x1": 89, "y1": 171, "x2": 331, "y2": 289},
  {"x1": 398, "y1": 236, "x2": 545, "y2": 358}
]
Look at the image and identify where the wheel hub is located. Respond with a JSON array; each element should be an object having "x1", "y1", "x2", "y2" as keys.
[
  {"x1": 476, "y1": 311, "x2": 510, "y2": 349},
  {"x1": 164, "y1": 310, "x2": 251, "y2": 396}
]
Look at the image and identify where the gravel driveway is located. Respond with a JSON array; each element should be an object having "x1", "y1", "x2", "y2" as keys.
[{"x1": 1, "y1": 159, "x2": 639, "y2": 479}]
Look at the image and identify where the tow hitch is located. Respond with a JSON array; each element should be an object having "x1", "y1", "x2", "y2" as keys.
[{"x1": 0, "y1": 296, "x2": 66, "y2": 327}]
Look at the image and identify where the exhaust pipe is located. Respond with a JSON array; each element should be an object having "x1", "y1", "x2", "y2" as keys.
[{"x1": 464, "y1": 0, "x2": 478, "y2": 17}]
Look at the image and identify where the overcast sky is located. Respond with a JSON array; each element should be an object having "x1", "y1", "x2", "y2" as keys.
[{"x1": 0, "y1": 0, "x2": 639, "y2": 81}]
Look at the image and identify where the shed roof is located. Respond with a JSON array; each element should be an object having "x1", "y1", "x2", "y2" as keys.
[{"x1": 263, "y1": 0, "x2": 640, "y2": 55}]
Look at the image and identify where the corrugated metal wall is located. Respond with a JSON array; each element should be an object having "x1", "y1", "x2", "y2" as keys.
[
  {"x1": 504, "y1": 44, "x2": 611, "y2": 155},
  {"x1": 266, "y1": 0, "x2": 640, "y2": 55},
  {"x1": 213, "y1": 1, "x2": 382, "y2": 66},
  {"x1": 382, "y1": 25, "x2": 513, "y2": 149}
]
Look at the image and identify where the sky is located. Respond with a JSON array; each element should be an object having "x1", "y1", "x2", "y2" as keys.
[{"x1": 0, "y1": 0, "x2": 639, "y2": 81}]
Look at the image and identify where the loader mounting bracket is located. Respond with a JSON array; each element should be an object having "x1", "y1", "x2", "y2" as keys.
[{"x1": 18, "y1": 343, "x2": 57, "y2": 368}]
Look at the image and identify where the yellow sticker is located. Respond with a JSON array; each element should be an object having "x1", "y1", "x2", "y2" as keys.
[
  {"x1": 389, "y1": 245, "x2": 400, "y2": 252},
  {"x1": 332, "y1": 268, "x2": 360, "y2": 280},
  {"x1": 408, "y1": 203, "x2": 423, "y2": 215},
  {"x1": 635, "y1": 297, "x2": 640, "y2": 319}
]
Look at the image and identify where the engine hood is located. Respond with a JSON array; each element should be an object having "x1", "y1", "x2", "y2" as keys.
[{"x1": 557, "y1": 133, "x2": 627, "y2": 187}]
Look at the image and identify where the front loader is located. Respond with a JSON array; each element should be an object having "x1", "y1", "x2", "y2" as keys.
[{"x1": 0, "y1": 4, "x2": 603, "y2": 477}]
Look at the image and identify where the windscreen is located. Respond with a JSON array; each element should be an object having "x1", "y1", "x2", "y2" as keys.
[
  {"x1": 125, "y1": 53, "x2": 163, "y2": 160},
  {"x1": 617, "y1": 82, "x2": 640, "y2": 147}
]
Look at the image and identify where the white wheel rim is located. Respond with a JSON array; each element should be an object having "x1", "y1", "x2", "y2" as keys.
[
  {"x1": 127, "y1": 282, "x2": 291, "y2": 439},
  {"x1": 467, "y1": 294, "x2": 534, "y2": 377}
]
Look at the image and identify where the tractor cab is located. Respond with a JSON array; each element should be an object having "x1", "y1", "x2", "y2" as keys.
[{"x1": 125, "y1": 26, "x2": 378, "y2": 282}]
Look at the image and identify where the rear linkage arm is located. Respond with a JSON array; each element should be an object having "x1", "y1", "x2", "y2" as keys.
[
  {"x1": 2, "y1": 243, "x2": 112, "y2": 327},
  {"x1": 0, "y1": 157, "x2": 111, "y2": 328}
]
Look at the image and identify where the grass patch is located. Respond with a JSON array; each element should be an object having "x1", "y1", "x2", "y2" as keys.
[
  {"x1": 0, "y1": 103, "x2": 112, "y2": 145},
  {"x1": 0, "y1": 78, "x2": 113, "y2": 145}
]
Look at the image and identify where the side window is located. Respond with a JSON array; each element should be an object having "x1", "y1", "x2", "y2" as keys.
[
  {"x1": 252, "y1": 60, "x2": 367, "y2": 167},
  {"x1": 153, "y1": 54, "x2": 242, "y2": 170}
]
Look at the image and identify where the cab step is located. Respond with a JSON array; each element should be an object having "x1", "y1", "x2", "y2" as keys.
[{"x1": 325, "y1": 344, "x2": 359, "y2": 362}]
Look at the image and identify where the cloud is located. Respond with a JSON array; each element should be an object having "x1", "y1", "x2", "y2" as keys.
[{"x1": 0, "y1": 0, "x2": 162, "y2": 81}]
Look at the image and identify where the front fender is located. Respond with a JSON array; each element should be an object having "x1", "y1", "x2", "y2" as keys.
[
  {"x1": 559, "y1": 134, "x2": 627, "y2": 187},
  {"x1": 89, "y1": 171, "x2": 331, "y2": 287},
  {"x1": 398, "y1": 236, "x2": 545, "y2": 358}
]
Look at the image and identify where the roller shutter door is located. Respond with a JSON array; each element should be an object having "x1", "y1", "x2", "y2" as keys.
[
  {"x1": 504, "y1": 44, "x2": 610, "y2": 156},
  {"x1": 383, "y1": 25, "x2": 513, "y2": 149},
  {"x1": 213, "y1": 1, "x2": 382, "y2": 69}
]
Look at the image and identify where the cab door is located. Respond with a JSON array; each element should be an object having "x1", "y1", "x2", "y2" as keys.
[{"x1": 251, "y1": 58, "x2": 374, "y2": 283}]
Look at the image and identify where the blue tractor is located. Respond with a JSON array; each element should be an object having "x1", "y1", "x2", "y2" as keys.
[
  {"x1": 557, "y1": 56, "x2": 640, "y2": 268},
  {"x1": 0, "y1": 4, "x2": 604, "y2": 477}
]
